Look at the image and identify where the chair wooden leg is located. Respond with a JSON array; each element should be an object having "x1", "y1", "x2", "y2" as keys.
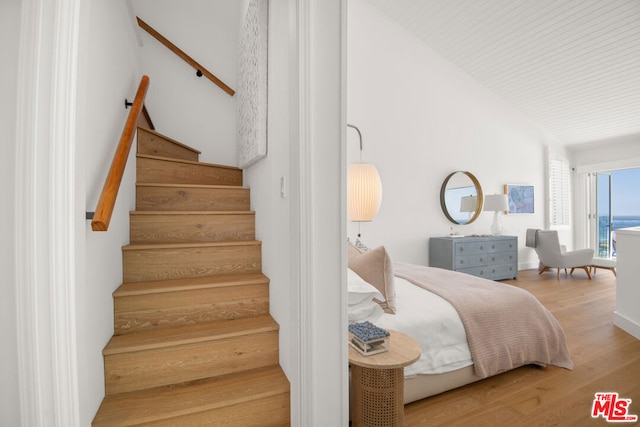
[
  {"x1": 591, "y1": 265, "x2": 617, "y2": 277},
  {"x1": 582, "y1": 266, "x2": 592, "y2": 279}
]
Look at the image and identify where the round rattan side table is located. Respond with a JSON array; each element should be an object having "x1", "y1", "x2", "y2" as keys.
[{"x1": 349, "y1": 330, "x2": 421, "y2": 427}]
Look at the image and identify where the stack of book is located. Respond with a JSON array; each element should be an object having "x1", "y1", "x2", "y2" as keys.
[{"x1": 348, "y1": 321, "x2": 390, "y2": 356}]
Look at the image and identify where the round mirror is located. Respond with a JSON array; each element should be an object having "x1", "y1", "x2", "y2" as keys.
[{"x1": 440, "y1": 171, "x2": 483, "y2": 225}]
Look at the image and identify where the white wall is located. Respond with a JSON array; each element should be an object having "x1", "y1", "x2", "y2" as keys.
[
  {"x1": 243, "y1": 0, "x2": 296, "y2": 413},
  {"x1": 347, "y1": 0, "x2": 551, "y2": 270},
  {"x1": 246, "y1": 1, "x2": 349, "y2": 424},
  {"x1": 130, "y1": 0, "x2": 242, "y2": 166},
  {"x1": 571, "y1": 133, "x2": 640, "y2": 173},
  {"x1": 76, "y1": 0, "x2": 142, "y2": 424},
  {"x1": 1, "y1": 0, "x2": 21, "y2": 424}
]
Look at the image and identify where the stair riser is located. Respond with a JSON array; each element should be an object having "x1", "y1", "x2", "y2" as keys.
[
  {"x1": 137, "y1": 156, "x2": 243, "y2": 186},
  {"x1": 104, "y1": 331, "x2": 279, "y2": 395},
  {"x1": 136, "y1": 185, "x2": 250, "y2": 211},
  {"x1": 130, "y1": 213, "x2": 255, "y2": 244},
  {"x1": 137, "y1": 393, "x2": 291, "y2": 427},
  {"x1": 123, "y1": 244, "x2": 262, "y2": 283},
  {"x1": 137, "y1": 128, "x2": 199, "y2": 161},
  {"x1": 114, "y1": 284, "x2": 269, "y2": 334}
]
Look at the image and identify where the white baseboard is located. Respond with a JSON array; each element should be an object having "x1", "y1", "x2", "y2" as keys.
[
  {"x1": 518, "y1": 262, "x2": 539, "y2": 271},
  {"x1": 613, "y1": 311, "x2": 640, "y2": 340}
]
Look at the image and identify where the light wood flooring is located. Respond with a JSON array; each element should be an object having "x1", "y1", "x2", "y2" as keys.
[{"x1": 404, "y1": 268, "x2": 640, "y2": 426}]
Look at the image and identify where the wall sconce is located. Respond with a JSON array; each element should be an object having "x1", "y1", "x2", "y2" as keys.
[
  {"x1": 347, "y1": 124, "x2": 382, "y2": 235},
  {"x1": 483, "y1": 194, "x2": 509, "y2": 235}
]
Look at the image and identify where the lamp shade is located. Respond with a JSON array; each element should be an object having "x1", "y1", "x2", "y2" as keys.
[
  {"x1": 460, "y1": 195, "x2": 478, "y2": 212},
  {"x1": 348, "y1": 163, "x2": 382, "y2": 221},
  {"x1": 483, "y1": 194, "x2": 509, "y2": 212}
]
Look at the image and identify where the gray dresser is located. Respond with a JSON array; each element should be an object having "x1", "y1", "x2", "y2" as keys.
[{"x1": 429, "y1": 235, "x2": 518, "y2": 280}]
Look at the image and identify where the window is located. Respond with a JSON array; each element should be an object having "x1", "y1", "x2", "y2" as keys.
[
  {"x1": 549, "y1": 155, "x2": 571, "y2": 226},
  {"x1": 594, "y1": 168, "x2": 640, "y2": 257}
]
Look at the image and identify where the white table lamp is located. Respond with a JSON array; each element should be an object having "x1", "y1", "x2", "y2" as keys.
[{"x1": 484, "y1": 194, "x2": 509, "y2": 235}]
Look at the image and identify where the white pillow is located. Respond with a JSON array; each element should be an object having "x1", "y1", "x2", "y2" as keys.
[
  {"x1": 348, "y1": 299, "x2": 384, "y2": 323},
  {"x1": 347, "y1": 268, "x2": 384, "y2": 306}
]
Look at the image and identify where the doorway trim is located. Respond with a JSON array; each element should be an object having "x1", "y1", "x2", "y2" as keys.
[{"x1": 15, "y1": 0, "x2": 81, "y2": 425}]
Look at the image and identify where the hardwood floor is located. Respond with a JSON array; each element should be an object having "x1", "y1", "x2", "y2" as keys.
[{"x1": 404, "y1": 268, "x2": 640, "y2": 426}]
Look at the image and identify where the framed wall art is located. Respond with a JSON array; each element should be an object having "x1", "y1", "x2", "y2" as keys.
[
  {"x1": 236, "y1": 0, "x2": 269, "y2": 169},
  {"x1": 504, "y1": 184, "x2": 534, "y2": 214}
]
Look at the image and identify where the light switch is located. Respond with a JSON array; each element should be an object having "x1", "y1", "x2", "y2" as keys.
[{"x1": 281, "y1": 176, "x2": 287, "y2": 198}]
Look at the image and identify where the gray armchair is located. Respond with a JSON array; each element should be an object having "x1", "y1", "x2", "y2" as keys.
[{"x1": 526, "y1": 229, "x2": 594, "y2": 280}]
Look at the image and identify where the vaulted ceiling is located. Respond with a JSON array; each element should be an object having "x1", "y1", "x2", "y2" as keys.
[{"x1": 364, "y1": 0, "x2": 640, "y2": 147}]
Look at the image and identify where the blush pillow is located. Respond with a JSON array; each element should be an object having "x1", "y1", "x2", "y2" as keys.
[
  {"x1": 347, "y1": 241, "x2": 362, "y2": 261},
  {"x1": 348, "y1": 245, "x2": 396, "y2": 314}
]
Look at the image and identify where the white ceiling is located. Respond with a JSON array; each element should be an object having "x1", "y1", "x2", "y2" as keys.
[{"x1": 363, "y1": 0, "x2": 640, "y2": 147}]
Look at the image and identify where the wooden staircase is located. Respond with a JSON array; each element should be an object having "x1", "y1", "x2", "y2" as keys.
[{"x1": 92, "y1": 127, "x2": 290, "y2": 426}]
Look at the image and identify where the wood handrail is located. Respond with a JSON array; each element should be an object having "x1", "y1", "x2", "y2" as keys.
[
  {"x1": 137, "y1": 17, "x2": 235, "y2": 97},
  {"x1": 91, "y1": 75, "x2": 150, "y2": 231}
]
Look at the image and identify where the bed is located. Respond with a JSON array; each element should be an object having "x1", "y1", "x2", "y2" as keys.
[{"x1": 347, "y1": 243, "x2": 573, "y2": 404}]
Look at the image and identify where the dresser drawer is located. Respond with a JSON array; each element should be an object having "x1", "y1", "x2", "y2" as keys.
[
  {"x1": 487, "y1": 263, "x2": 518, "y2": 280},
  {"x1": 487, "y1": 251, "x2": 517, "y2": 265},
  {"x1": 453, "y1": 241, "x2": 487, "y2": 255},
  {"x1": 487, "y1": 240, "x2": 516, "y2": 253},
  {"x1": 458, "y1": 266, "x2": 491, "y2": 278},
  {"x1": 455, "y1": 254, "x2": 487, "y2": 269}
]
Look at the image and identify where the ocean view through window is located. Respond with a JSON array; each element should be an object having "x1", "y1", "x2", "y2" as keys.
[{"x1": 597, "y1": 168, "x2": 640, "y2": 257}]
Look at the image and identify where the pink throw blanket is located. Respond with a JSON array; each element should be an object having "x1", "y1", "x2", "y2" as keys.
[{"x1": 393, "y1": 263, "x2": 573, "y2": 378}]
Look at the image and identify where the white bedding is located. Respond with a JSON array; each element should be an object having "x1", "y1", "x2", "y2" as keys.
[{"x1": 374, "y1": 276, "x2": 472, "y2": 376}]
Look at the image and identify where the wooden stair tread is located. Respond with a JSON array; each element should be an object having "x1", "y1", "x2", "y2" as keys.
[
  {"x1": 137, "y1": 153, "x2": 241, "y2": 171},
  {"x1": 136, "y1": 154, "x2": 243, "y2": 186},
  {"x1": 135, "y1": 184, "x2": 250, "y2": 213},
  {"x1": 129, "y1": 211, "x2": 256, "y2": 245},
  {"x1": 93, "y1": 366, "x2": 289, "y2": 426},
  {"x1": 137, "y1": 127, "x2": 201, "y2": 155},
  {"x1": 114, "y1": 273, "x2": 269, "y2": 297},
  {"x1": 122, "y1": 240, "x2": 261, "y2": 251},
  {"x1": 104, "y1": 316, "x2": 278, "y2": 355},
  {"x1": 130, "y1": 210, "x2": 255, "y2": 216},
  {"x1": 136, "y1": 182, "x2": 246, "y2": 189}
]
